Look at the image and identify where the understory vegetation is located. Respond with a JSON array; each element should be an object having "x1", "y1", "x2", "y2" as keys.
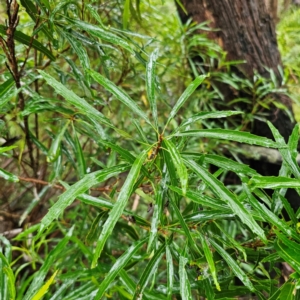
[{"x1": 1, "y1": 0, "x2": 300, "y2": 299}]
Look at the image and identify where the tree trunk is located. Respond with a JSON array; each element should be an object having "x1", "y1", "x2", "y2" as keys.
[{"x1": 177, "y1": 0, "x2": 299, "y2": 212}]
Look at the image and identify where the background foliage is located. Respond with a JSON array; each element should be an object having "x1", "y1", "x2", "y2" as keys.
[{"x1": 1, "y1": 0, "x2": 300, "y2": 299}]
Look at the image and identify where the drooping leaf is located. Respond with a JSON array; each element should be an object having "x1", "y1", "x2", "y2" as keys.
[
  {"x1": 209, "y1": 239, "x2": 255, "y2": 292},
  {"x1": 268, "y1": 121, "x2": 300, "y2": 178},
  {"x1": 32, "y1": 270, "x2": 59, "y2": 300},
  {"x1": 176, "y1": 129, "x2": 281, "y2": 148},
  {"x1": 20, "y1": 0, "x2": 53, "y2": 41},
  {"x1": 0, "y1": 168, "x2": 19, "y2": 182},
  {"x1": 146, "y1": 48, "x2": 159, "y2": 128},
  {"x1": 176, "y1": 110, "x2": 243, "y2": 132},
  {"x1": 23, "y1": 227, "x2": 74, "y2": 300},
  {"x1": 85, "y1": 4, "x2": 107, "y2": 29},
  {"x1": 94, "y1": 236, "x2": 148, "y2": 299},
  {"x1": 197, "y1": 232, "x2": 220, "y2": 291},
  {"x1": 87, "y1": 69, "x2": 151, "y2": 125},
  {"x1": 249, "y1": 176, "x2": 300, "y2": 189},
  {"x1": 274, "y1": 239, "x2": 300, "y2": 274},
  {"x1": 133, "y1": 241, "x2": 166, "y2": 299},
  {"x1": 38, "y1": 71, "x2": 112, "y2": 127},
  {"x1": 179, "y1": 254, "x2": 192, "y2": 300},
  {"x1": 186, "y1": 160, "x2": 266, "y2": 242},
  {"x1": 62, "y1": 31, "x2": 91, "y2": 73},
  {"x1": 166, "y1": 75, "x2": 207, "y2": 126},
  {"x1": 242, "y1": 185, "x2": 300, "y2": 242},
  {"x1": 182, "y1": 152, "x2": 258, "y2": 176},
  {"x1": 40, "y1": 164, "x2": 130, "y2": 233},
  {"x1": 169, "y1": 185, "x2": 229, "y2": 210},
  {"x1": 91, "y1": 150, "x2": 148, "y2": 268},
  {"x1": 47, "y1": 121, "x2": 70, "y2": 163},
  {"x1": 0, "y1": 77, "x2": 14, "y2": 98},
  {"x1": 67, "y1": 18, "x2": 134, "y2": 53},
  {"x1": 147, "y1": 195, "x2": 160, "y2": 252},
  {"x1": 166, "y1": 244, "x2": 174, "y2": 300},
  {"x1": 72, "y1": 125, "x2": 86, "y2": 179},
  {"x1": 164, "y1": 139, "x2": 188, "y2": 195}
]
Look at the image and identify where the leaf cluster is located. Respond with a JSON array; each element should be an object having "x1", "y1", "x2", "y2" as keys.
[{"x1": 0, "y1": 1, "x2": 300, "y2": 299}]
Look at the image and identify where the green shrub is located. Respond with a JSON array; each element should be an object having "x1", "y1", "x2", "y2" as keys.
[{"x1": 1, "y1": 1, "x2": 300, "y2": 299}]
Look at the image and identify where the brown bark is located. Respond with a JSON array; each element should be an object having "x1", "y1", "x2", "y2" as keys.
[
  {"x1": 177, "y1": 1, "x2": 280, "y2": 78},
  {"x1": 177, "y1": 0, "x2": 299, "y2": 212}
]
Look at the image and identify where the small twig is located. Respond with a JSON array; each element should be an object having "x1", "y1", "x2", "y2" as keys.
[
  {"x1": 18, "y1": 176, "x2": 65, "y2": 190},
  {"x1": 1, "y1": 0, "x2": 36, "y2": 176}
]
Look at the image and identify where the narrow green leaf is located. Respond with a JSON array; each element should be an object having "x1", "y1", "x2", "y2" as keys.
[
  {"x1": 166, "y1": 75, "x2": 207, "y2": 126},
  {"x1": 274, "y1": 239, "x2": 300, "y2": 274},
  {"x1": 0, "y1": 25, "x2": 55, "y2": 61},
  {"x1": 62, "y1": 31, "x2": 90, "y2": 72},
  {"x1": 72, "y1": 125, "x2": 86, "y2": 179},
  {"x1": 182, "y1": 153, "x2": 258, "y2": 176},
  {"x1": 2, "y1": 265, "x2": 15, "y2": 300},
  {"x1": 147, "y1": 202, "x2": 160, "y2": 253},
  {"x1": 87, "y1": 69, "x2": 151, "y2": 125},
  {"x1": 243, "y1": 185, "x2": 299, "y2": 241},
  {"x1": 49, "y1": 1, "x2": 79, "y2": 23},
  {"x1": 0, "y1": 83, "x2": 17, "y2": 109},
  {"x1": 0, "y1": 77, "x2": 14, "y2": 98},
  {"x1": 23, "y1": 227, "x2": 74, "y2": 300},
  {"x1": 40, "y1": 164, "x2": 130, "y2": 232},
  {"x1": 94, "y1": 236, "x2": 148, "y2": 299},
  {"x1": 166, "y1": 245, "x2": 174, "y2": 300},
  {"x1": 78, "y1": 193, "x2": 150, "y2": 227},
  {"x1": 133, "y1": 241, "x2": 166, "y2": 299},
  {"x1": 249, "y1": 176, "x2": 300, "y2": 189},
  {"x1": 214, "y1": 222, "x2": 247, "y2": 262},
  {"x1": 268, "y1": 121, "x2": 300, "y2": 178},
  {"x1": 132, "y1": 118, "x2": 149, "y2": 143},
  {"x1": 119, "y1": 269, "x2": 165, "y2": 299},
  {"x1": 68, "y1": 18, "x2": 134, "y2": 53},
  {"x1": 176, "y1": 129, "x2": 281, "y2": 148},
  {"x1": 288, "y1": 124, "x2": 299, "y2": 159},
  {"x1": 203, "y1": 278, "x2": 215, "y2": 300},
  {"x1": 91, "y1": 150, "x2": 148, "y2": 268},
  {"x1": 184, "y1": 210, "x2": 235, "y2": 223},
  {"x1": 179, "y1": 255, "x2": 192, "y2": 300},
  {"x1": 85, "y1": 4, "x2": 107, "y2": 29},
  {"x1": 162, "y1": 147, "x2": 201, "y2": 253},
  {"x1": 32, "y1": 270, "x2": 58, "y2": 300},
  {"x1": 47, "y1": 121, "x2": 70, "y2": 163},
  {"x1": 123, "y1": 0, "x2": 130, "y2": 29},
  {"x1": 169, "y1": 185, "x2": 229, "y2": 210},
  {"x1": 279, "y1": 282, "x2": 295, "y2": 300},
  {"x1": 276, "y1": 231, "x2": 300, "y2": 254},
  {"x1": 85, "y1": 211, "x2": 108, "y2": 245},
  {"x1": 164, "y1": 139, "x2": 188, "y2": 195},
  {"x1": 186, "y1": 160, "x2": 266, "y2": 242},
  {"x1": 198, "y1": 232, "x2": 220, "y2": 291},
  {"x1": 97, "y1": 140, "x2": 150, "y2": 177},
  {"x1": 209, "y1": 239, "x2": 255, "y2": 292},
  {"x1": 0, "y1": 168, "x2": 19, "y2": 182},
  {"x1": 0, "y1": 239, "x2": 16, "y2": 299},
  {"x1": 146, "y1": 48, "x2": 159, "y2": 128},
  {"x1": 169, "y1": 195, "x2": 201, "y2": 254},
  {"x1": 38, "y1": 70, "x2": 111, "y2": 127},
  {"x1": 20, "y1": 0, "x2": 53, "y2": 41},
  {"x1": 176, "y1": 111, "x2": 243, "y2": 132}
]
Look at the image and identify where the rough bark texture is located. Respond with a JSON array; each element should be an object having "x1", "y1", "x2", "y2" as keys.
[
  {"x1": 177, "y1": 0, "x2": 300, "y2": 212},
  {"x1": 177, "y1": 1, "x2": 281, "y2": 77}
]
